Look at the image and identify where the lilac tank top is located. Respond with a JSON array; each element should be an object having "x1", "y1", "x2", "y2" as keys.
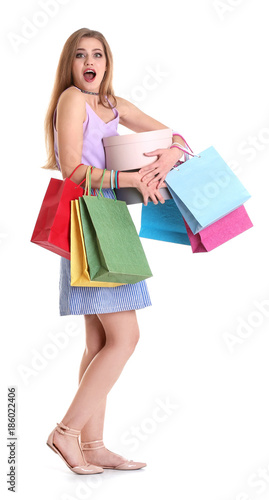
[{"x1": 53, "y1": 87, "x2": 119, "y2": 171}]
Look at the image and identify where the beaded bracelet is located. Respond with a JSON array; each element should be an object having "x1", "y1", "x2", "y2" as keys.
[
  {"x1": 172, "y1": 132, "x2": 193, "y2": 154},
  {"x1": 170, "y1": 142, "x2": 186, "y2": 163},
  {"x1": 117, "y1": 171, "x2": 120, "y2": 189},
  {"x1": 170, "y1": 142, "x2": 185, "y2": 152},
  {"x1": 115, "y1": 170, "x2": 118, "y2": 189},
  {"x1": 170, "y1": 141, "x2": 184, "y2": 148},
  {"x1": 110, "y1": 169, "x2": 114, "y2": 189}
]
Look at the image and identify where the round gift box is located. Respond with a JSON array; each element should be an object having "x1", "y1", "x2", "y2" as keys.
[{"x1": 103, "y1": 129, "x2": 173, "y2": 204}]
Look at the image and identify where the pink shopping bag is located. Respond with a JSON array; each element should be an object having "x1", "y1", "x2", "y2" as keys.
[{"x1": 183, "y1": 205, "x2": 253, "y2": 253}]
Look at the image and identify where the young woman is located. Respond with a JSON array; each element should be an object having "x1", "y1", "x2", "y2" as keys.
[{"x1": 45, "y1": 28, "x2": 185, "y2": 475}]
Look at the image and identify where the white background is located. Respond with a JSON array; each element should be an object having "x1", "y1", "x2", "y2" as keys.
[{"x1": 1, "y1": 1, "x2": 269, "y2": 499}]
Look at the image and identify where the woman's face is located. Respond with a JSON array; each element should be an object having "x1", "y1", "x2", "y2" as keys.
[{"x1": 72, "y1": 37, "x2": 107, "y2": 93}]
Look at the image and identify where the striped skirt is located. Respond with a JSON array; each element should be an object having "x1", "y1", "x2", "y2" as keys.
[{"x1": 59, "y1": 188, "x2": 152, "y2": 316}]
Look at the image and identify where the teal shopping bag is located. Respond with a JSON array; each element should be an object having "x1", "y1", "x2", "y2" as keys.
[
  {"x1": 139, "y1": 198, "x2": 190, "y2": 245},
  {"x1": 165, "y1": 146, "x2": 251, "y2": 235}
]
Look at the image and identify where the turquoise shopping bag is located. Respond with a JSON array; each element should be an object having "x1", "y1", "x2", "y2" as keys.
[
  {"x1": 139, "y1": 198, "x2": 191, "y2": 245},
  {"x1": 165, "y1": 146, "x2": 251, "y2": 235}
]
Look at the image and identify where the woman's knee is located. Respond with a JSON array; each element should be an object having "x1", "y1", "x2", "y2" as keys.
[
  {"x1": 123, "y1": 326, "x2": 140, "y2": 354},
  {"x1": 98, "y1": 311, "x2": 140, "y2": 356},
  {"x1": 108, "y1": 328, "x2": 140, "y2": 358},
  {"x1": 84, "y1": 314, "x2": 106, "y2": 357}
]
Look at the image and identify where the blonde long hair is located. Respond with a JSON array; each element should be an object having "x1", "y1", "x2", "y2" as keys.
[{"x1": 43, "y1": 28, "x2": 116, "y2": 170}]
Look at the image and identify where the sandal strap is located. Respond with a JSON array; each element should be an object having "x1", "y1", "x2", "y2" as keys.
[
  {"x1": 56, "y1": 421, "x2": 80, "y2": 437},
  {"x1": 81, "y1": 439, "x2": 105, "y2": 450}
]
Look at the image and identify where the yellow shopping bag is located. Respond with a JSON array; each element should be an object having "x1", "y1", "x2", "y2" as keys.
[{"x1": 70, "y1": 199, "x2": 124, "y2": 287}]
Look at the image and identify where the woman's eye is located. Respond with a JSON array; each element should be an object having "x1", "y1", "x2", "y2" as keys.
[
  {"x1": 94, "y1": 53, "x2": 102, "y2": 58},
  {"x1": 76, "y1": 53, "x2": 85, "y2": 58}
]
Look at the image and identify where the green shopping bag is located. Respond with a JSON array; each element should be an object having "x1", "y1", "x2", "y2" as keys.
[{"x1": 79, "y1": 168, "x2": 152, "y2": 284}]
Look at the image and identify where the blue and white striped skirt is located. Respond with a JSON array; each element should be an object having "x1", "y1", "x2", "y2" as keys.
[{"x1": 59, "y1": 189, "x2": 152, "y2": 316}]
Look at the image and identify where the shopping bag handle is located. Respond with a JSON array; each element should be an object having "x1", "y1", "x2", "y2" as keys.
[
  {"x1": 84, "y1": 166, "x2": 108, "y2": 198},
  {"x1": 69, "y1": 163, "x2": 84, "y2": 179},
  {"x1": 69, "y1": 162, "x2": 101, "y2": 190},
  {"x1": 97, "y1": 169, "x2": 117, "y2": 200},
  {"x1": 84, "y1": 166, "x2": 94, "y2": 195},
  {"x1": 172, "y1": 133, "x2": 201, "y2": 158},
  {"x1": 84, "y1": 167, "x2": 117, "y2": 200},
  {"x1": 68, "y1": 163, "x2": 90, "y2": 189},
  {"x1": 98, "y1": 168, "x2": 106, "y2": 195}
]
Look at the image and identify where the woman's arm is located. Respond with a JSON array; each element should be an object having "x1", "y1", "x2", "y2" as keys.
[
  {"x1": 56, "y1": 89, "x2": 164, "y2": 205},
  {"x1": 116, "y1": 97, "x2": 186, "y2": 186},
  {"x1": 117, "y1": 96, "x2": 170, "y2": 133}
]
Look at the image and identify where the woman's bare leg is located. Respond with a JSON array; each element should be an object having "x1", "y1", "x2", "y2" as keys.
[
  {"x1": 53, "y1": 310, "x2": 140, "y2": 467},
  {"x1": 79, "y1": 315, "x2": 107, "y2": 442},
  {"x1": 79, "y1": 315, "x2": 133, "y2": 467}
]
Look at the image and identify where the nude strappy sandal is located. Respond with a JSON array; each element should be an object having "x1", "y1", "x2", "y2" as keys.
[
  {"x1": 81, "y1": 439, "x2": 147, "y2": 470},
  {"x1": 47, "y1": 422, "x2": 104, "y2": 475}
]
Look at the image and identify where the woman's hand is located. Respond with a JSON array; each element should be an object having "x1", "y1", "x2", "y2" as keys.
[
  {"x1": 139, "y1": 147, "x2": 184, "y2": 187},
  {"x1": 132, "y1": 172, "x2": 165, "y2": 206}
]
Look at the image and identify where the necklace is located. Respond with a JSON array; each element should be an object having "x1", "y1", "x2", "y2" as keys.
[{"x1": 80, "y1": 89, "x2": 99, "y2": 95}]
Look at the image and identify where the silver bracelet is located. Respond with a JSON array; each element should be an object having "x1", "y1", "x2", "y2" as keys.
[{"x1": 170, "y1": 141, "x2": 184, "y2": 148}]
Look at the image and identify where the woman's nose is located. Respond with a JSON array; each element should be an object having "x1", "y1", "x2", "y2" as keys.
[{"x1": 84, "y1": 56, "x2": 94, "y2": 66}]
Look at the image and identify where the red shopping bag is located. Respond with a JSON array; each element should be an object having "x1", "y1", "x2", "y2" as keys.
[
  {"x1": 31, "y1": 164, "x2": 85, "y2": 259},
  {"x1": 183, "y1": 205, "x2": 253, "y2": 253}
]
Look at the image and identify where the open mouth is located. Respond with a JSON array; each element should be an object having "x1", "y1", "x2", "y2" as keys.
[{"x1": 83, "y1": 70, "x2": 96, "y2": 83}]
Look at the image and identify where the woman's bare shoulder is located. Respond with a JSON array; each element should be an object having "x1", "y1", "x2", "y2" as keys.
[
  {"x1": 56, "y1": 87, "x2": 86, "y2": 128},
  {"x1": 114, "y1": 96, "x2": 137, "y2": 117},
  {"x1": 58, "y1": 86, "x2": 86, "y2": 110}
]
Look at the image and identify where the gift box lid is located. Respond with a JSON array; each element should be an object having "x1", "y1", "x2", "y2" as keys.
[{"x1": 103, "y1": 128, "x2": 172, "y2": 148}]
